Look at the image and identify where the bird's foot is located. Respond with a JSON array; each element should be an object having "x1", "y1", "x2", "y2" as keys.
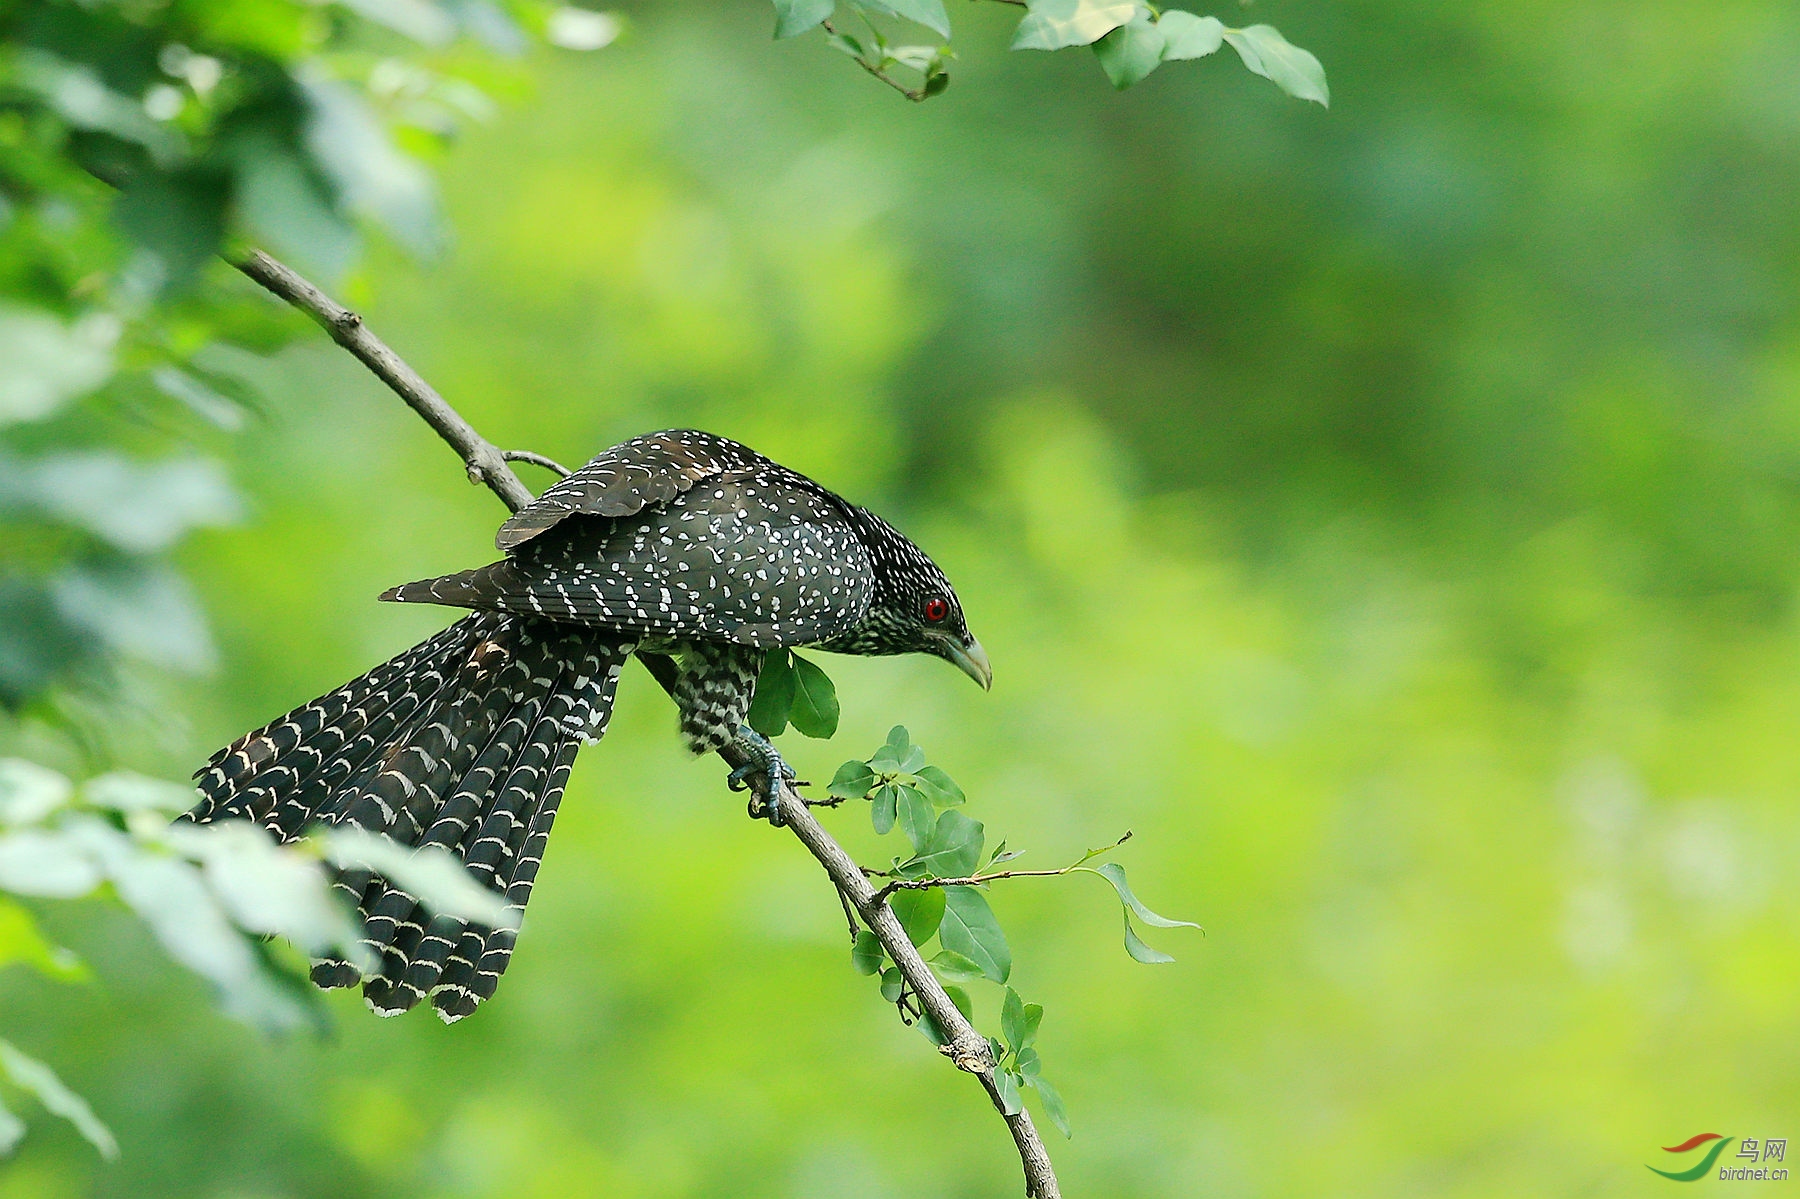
[{"x1": 726, "y1": 726, "x2": 795, "y2": 826}]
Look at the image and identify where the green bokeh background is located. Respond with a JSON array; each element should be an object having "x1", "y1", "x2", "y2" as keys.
[{"x1": 6, "y1": 1, "x2": 1800, "y2": 1194}]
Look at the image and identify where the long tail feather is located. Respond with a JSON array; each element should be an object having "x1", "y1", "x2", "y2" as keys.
[{"x1": 189, "y1": 614, "x2": 630, "y2": 1020}]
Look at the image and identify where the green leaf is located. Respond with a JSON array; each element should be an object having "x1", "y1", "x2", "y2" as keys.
[
  {"x1": 1093, "y1": 15, "x2": 1165, "y2": 89},
  {"x1": 871, "y1": 726, "x2": 911, "y2": 773},
  {"x1": 1123, "y1": 914, "x2": 1175, "y2": 963},
  {"x1": 851, "y1": 929, "x2": 884, "y2": 974},
  {"x1": 888, "y1": 886, "x2": 946, "y2": 946},
  {"x1": 939, "y1": 887, "x2": 1010, "y2": 983},
  {"x1": 943, "y1": 983, "x2": 974, "y2": 1021},
  {"x1": 994, "y1": 1068, "x2": 1025, "y2": 1116},
  {"x1": 854, "y1": 0, "x2": 950, "y2": 38},
  {"x1": 788, "y1": 653, "x2": 840, "y2": 738},
  {"x1": 0, "y1": 831, "x2": 102, "y2": 898},
  {"x1": 1091, "y1": 863, "x2": 1201, "y2": 929},
  {"x1": 772, "y1": 0, "x2": 834, "y2": 38},
  {"x1": 929, "y1": 948, "x2": 986, "y2": 980},
  {"x1": 909, "y1": 810, "x2": 984, "y2": 877},
  {"x1": 870, "y1": 783, "x2": 899, "y2": 835},
  {"x1": 1156, "y1": 10, "x2": 1223, "y2": 60},
  {"x1": 1025, "y1": 1071, "x2": 1072, "y2": 1138},
  {"x1": 0, "y1": 899, "x2": 83, "y2": 981},
  {"x1": 828, "y1": 760, "x2": 876, "y2": 800},
  {"x1": 114, "y1": 168, "x2": 230, "y2": 287},
  {"x1": 1001, "y1": 987, "x2": 1044, "y2": 1052},
  {"x1": 1012, "y1": 0, "x2": 1140, "y2": 51},
  {"x1": 320, "y1": 828, "x2": 516, "y2": 929},
  {"x1": 913, "y1": 765, "x2": 965, "y2": 806},
  {"x1": 0, "y1": 1094, "x2": 22, "y2": 1156},
  {"x1": 1222, "y1": 24, "x2": 1329, "y2": 107},
  {"x1": 879, "y1": 965, "x2": 904, "y2": 1003},
  {"x1": 897, "y1": 785, "x2": 936, "y2": 851},
  {"x1": 0, "y1": 760, "x2": 71, "y2": 825},
  {"x1": 1015, "y1": 1045, "x2": 1041, "y2": 1076},
  {"x1": 746, "y1": 650, "x2": 796, "y2": 737},
  {"x1": 0, "y1": 1039, "x2": 117, "y2": 1159}
]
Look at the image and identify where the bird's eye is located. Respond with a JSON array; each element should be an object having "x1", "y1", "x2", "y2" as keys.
[{"x1": 923, "y1": 597, "x2": 949, "y2": 623}]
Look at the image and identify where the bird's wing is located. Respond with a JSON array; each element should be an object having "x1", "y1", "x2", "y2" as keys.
[
  {"x1": 391, "y1": 472, "x2": 876, "y2": 646},
  {"x1": 496, "y1": 429, "x2": 769, "y2": 552}
]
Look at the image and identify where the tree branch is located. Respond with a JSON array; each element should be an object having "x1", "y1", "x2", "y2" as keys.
[{"x1": 232, "y1": 248, "x2": 1062, "y2": 1199}]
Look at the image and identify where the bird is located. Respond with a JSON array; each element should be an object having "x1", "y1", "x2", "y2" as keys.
[{"x1": 185, "y1": 429, "x2": 991, "y2": 1023}]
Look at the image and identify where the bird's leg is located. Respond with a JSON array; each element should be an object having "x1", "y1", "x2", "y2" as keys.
[{"x1": 726, "y1": 726, "x2": 795, "y2": 825}]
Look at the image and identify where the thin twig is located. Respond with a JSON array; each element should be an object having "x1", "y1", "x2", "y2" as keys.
[
  {"x1": 821, "y1": 18, "x2": 927, "y2": 102},
  {"x1": 872, "y1": 832, "x2": 1133, "y2": 905},
  {"x1": 502, "y1": 449, "x2": 573, "y2": 477},
  {"x1": 235, "y1": 248, "x2": 1061, "y2": 1199}
]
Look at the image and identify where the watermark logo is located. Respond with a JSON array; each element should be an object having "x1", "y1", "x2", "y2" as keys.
[{"x1": 1651, "y1": 1134, "x2": 1788, "y2": 1182}]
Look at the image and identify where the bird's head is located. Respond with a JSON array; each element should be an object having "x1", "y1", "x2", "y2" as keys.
[{"x1": 835, "y1": 510, "x2": 992, "y2": 690}]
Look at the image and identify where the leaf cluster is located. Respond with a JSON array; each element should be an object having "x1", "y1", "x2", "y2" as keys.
[
  {"x1": 771, "y1": 0, "x2": 1326, "y2": 104},
  {"x1": 833, "y1": 727, "x2": 1199, "y2": 1138}
]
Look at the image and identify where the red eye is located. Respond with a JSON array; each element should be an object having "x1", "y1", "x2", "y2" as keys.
[{"x1": 923, "y1": 597, "x2": 949, "y2": 623}]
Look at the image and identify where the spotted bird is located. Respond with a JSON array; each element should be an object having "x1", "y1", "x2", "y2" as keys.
[{"x1": 187, "y1": 430, "x2": 991, "y2": 1022}]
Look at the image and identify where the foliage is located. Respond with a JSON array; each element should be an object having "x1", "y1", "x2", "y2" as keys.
[
  {"x1": 0, "y1": 757, "x2": 514, "y2": 1160},
  {"x1": 833, "y1": 726, "x2": 1198, "y2": 1138},
  {"x1": 772, "y1": 0, "x2": 1326, "y2": 102}
]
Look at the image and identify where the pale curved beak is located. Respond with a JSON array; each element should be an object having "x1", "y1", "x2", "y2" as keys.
[{"x1": 941, "y1": 636, "x2": 993, "y2": 691}]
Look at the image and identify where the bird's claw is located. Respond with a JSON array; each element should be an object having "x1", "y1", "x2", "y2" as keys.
[{"x1": 728, "y1": 727, "x2": 795, "y2": 826}]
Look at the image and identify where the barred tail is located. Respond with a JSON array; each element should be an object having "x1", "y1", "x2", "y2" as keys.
[{"x1": 189, "y1": 613, "x2": 631, "y2": 1022}]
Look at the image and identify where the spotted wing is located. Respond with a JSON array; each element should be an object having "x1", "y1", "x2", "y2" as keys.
[
  {"x1": 495, "y1": 429, "x2": 770, "y2": 553},
  {"x1": 389, "y1": 472, "x2": 875, "y2": 647}
]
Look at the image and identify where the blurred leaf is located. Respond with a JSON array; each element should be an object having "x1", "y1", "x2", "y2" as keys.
[
  {"x1": 339, "y1": 0, "x2": 456, "y2": 44},
  {"x1": 0, "y1": 1095, "x2": 21, "y2": 1156},
  {"x1": 0, "y1": 1040, "x2": 115, "y2": 1160},
  {"x1": 0, "y1": 760, "x2": 72, "y2": 826},
  {"x1": 896, "y1": 784, "x2": 935, "y2": 850},
  {"x1": 929, "y1": 948, "x2": 984, "y2": 980},
  {"x1": 888, "y1": 885, "x2": 945, "y2": 946},
  {"x1": 1222, "y1": 24, "x2": 1328, "y2": 106},
  {"x1": 994, "y1": 1067, "x2": 1024, "y2": 1115},
  {"x1": 302, "y1": 73, "x2": 440, "y2": 255},
  {"x1": 747, "y1": 649, "x2": 795, "y2": 737},
  {"x1": 827, "y1": 759, "x2": 875, "y2": 799},
  {"x1": 878, "y1": 964, "x2": 903, "y2": 1003},
  {"x1": 545, "y1": 8, "x2": 621, "y2": 50},
  {"x1": 850, "y1": 928, "x2": 883, "y2": 974},
  {"x1": 787, "y1": 653, "x2": 839, "y2": 738},
  {"x1": 908, "y1": 809, "x2": 983, "y2": 877},
  {"x1": 1025, "y1": 1071, "x2": 1071, "y2": 1138},
  {"x1": 773, "y1": 0, "x2": 834, "y2": 38},
  {"x1": 232, "y1": 138, "x2": 359, "y2": 285},
  {"x1": 149, "y1": 366, "x2": 249, "y2": 432},
  {"x1": 0, "y1": 307, "x2": 119, "y2": 425},
  {"x1": 1093, "y1": 15, "x2": 1164, "y2": 89},
  {"x1": 939, "y1": 887, "x2": 1010, "y2": 983},
  {"x1": 162, "y1": 821, "x2": 362, "y2": 961},
  {"x1": 0, "y1": 831, "x2": 102, "y2": 898},
  {"x1": 0, "y1": 899, "x2": 84, "y2": 981},
  {"x1": 114, "y1": 169, "x2": 231, "y2": 287},
  {"x1": 855, "y1": 0, "x2": 950, "y2": 38},
  {"x1": 870, "y1": 782, "x2": 898, "y2": 835},
  {"x1": 1091, "y1": 862, "x2": 1200, "y2": 929},
  {"x1": 51, "y1": 563, "x2": 217, "y2": 673},
  {"x1": 1011, "y1": 0, "x2": 1139, "y2": 50},
  {"x1": 1156, "y1": 10, "x2": 1222, "y2": 60},
  {"x1": 26, "y1": 453, "x2": 243, "y2": 553},
  {"x1": 320, "y1": 827, "x2": 516, "y2": 928},
  {"x1": 912, "y1": 764, "x2": 964, "y2": 806},
  {"x1": 1123, "y1": 915, "x2": 1175, "y2": 964},
  {"x1": 83, "y1": 772, "x2": 196, "y2": 815}
]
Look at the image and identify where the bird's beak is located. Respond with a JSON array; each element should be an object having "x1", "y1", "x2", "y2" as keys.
[{"x1": 941, "y1": 636, "x2": 993, "y2": 691}]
